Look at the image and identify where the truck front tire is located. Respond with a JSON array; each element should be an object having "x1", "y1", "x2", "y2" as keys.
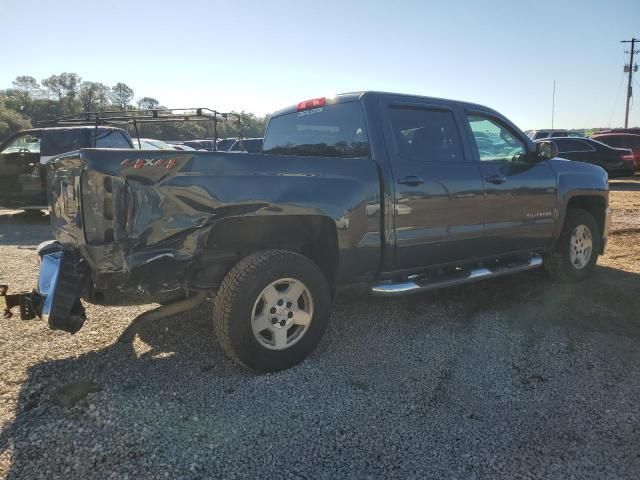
[
  {"x1": 213, "y1": 250, "x2": 331, "y2": 372},
  {"x1": 544, "y1": 208, "x2": 599, "y2": 282}
]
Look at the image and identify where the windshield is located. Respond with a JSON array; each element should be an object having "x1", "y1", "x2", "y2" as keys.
[
  {"x1": 263, "y1": 101, "x2": 370, "y2": 158},
  {"x1": 0, "y1": 134, "x2": 41, "y2": 154}
]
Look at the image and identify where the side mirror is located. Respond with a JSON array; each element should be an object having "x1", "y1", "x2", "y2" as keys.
[{"x1": 536, "y1": 140, "x2": 559, "y2": 160}]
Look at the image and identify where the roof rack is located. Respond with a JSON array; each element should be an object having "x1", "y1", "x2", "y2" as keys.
[{"x1": 36, "y1": 108, "x2": 248, "y2": 151}]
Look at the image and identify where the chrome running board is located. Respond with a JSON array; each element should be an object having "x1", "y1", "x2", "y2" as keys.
[{"x1": 371, "y1": 254, "x2": 543, "y2": 297}]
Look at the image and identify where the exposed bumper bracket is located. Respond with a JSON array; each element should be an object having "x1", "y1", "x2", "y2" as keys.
[{"x1": 0, "y1": 285, "x2": 42, "y2": 320}]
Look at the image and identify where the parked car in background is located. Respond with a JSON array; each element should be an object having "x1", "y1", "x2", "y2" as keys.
[
  {"x1": 171, "y1": 144, "x2": 197, "y2": 151},
  {"x1": 229, "y1": 138, "x2": 264, "y2": 153},
  {"x1": 131, "y1": 138, "x2": 176, "y2": 150},
  {"x1": 132, "y1": 139, "x2": 160, "y2": 150},
  {"x1": 0, "y1": 126, "x2": 133, "y2": 210},
  {"x1": 536, "y1": 137, "x2": 636, "y2": 177},
  {"x1": 216, "y1": 138, "x2": 238, "y2": 151},
  {"x1": 526, "y1": 129, "x2": 569, "y2": 140},
  {"x1": 591, "y1": 133, "x2": 640, "y2": 170},
  {"x1": 595, "y1": 127, "x2": 640, "y2": 136},
  {"x1": 179, "y1": 140, "x2": 216, "y2": 151}
]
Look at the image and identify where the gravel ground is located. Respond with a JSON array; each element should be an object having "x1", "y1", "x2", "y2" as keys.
[{"x1": 1, "y1": 177, "x2": 640, "y2": 479}]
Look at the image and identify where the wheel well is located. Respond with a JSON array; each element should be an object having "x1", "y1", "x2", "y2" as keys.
[
  {"x1": 197, "y1": 215, "x2": 339, "y2": 287},
  {"x1": 566, "y1": 195, "x2": 606, "y2": 246}
]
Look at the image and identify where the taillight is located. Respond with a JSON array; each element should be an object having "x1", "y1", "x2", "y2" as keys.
[{"x1": 297, "y1": 97, "x2": 326, "y2": 111}]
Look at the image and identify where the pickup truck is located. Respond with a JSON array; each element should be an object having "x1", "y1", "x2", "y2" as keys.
[{"x1": 1, "y1": 91, "x2": 610, "y2": 372}]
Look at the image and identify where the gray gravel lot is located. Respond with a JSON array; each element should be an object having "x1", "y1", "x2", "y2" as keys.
[{"x1": 1, "y1": 208, "x2": 639, "y2": 479}]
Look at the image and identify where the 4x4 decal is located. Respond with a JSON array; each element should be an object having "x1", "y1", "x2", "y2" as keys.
[{"x1": 120, "y1": 158, "x2": 179, "y2": 170}]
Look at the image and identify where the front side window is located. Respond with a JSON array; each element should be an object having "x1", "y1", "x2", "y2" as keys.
[
  {"x1": 1, "y1": 134, "x2": 41, "y2": 154},
  {"x1": 263, "y1": 101, "x2": 370, "y2": 158},
  {"x1": 467, "y1": 115, "x2": 527, "y2": 162},
  {"x1": 388, "y1": 107, "x2": 464, "y2": 162}
]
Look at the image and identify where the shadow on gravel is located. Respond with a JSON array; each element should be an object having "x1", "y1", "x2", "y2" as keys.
[
  {"x1": 1, "y1": 266, "x2": 640, "y2": 477},
  {"x1": 0, "y1": 211, "x2": 53, "y2": 247},
  {"x1": 0, "y1": 211, "x2": 50, "y2": 224}
]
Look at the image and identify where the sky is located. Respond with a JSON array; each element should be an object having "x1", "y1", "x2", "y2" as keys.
[{"x1": 1, "y1": 0, "x2": 639, "y2": 129}]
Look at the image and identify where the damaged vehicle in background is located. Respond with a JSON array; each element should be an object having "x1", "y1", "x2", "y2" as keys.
[
  {"x1": 2, "y1": 92, "x2": 610, "y2": 373},
  {"x1": 0, "y1": 126, "x2": 133, "y2": 210}
]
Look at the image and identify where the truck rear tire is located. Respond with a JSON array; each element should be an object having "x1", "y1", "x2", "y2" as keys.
[
  {"x1": 544, "y1": 208, "x2": 599, "y2": 282},
  {"x1": 213, "y1": 250, "x2": 331, "y2": 372}
]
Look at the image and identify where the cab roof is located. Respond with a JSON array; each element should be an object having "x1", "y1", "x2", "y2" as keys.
[{"x1": 270, "y1": 91, "x2": 498, "y2": 118}]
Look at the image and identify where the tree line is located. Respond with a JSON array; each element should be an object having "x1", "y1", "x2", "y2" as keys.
[{"x1": 0, "y1": 73, "x2": 268, "y2": 142}]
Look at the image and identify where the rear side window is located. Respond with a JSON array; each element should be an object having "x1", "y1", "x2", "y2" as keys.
[
  {"x1": 95, "y1": 130, "x2": 131, "y2": 148},
  {"x1": 263, "y1": 101, "x2": 370, "y2": 158},
  {"x1": 555, "y1": 139, "x2": 594, "y2": 152},
  {"x1": 41, "y1": 129, "x2": 92, "y2": 156},
  {"x1": 598, "y1": 136, "x2": 621, "y2": 147},
  {"x1": 388, "y1": 107, "x2": 464, "y2": 162}
]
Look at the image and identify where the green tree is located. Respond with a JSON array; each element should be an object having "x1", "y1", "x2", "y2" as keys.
[
  {"x1": 111, "y1": 82, "x2": 134, "y2": 110},
  {"x1": 41, "y1": 73, "x2": 81, "y2": 101},
  {"x1": 79, "y1": 82, "x2": 111, "y2": 112},
  {"x1": 0, "y1": 94, "x2": 31, "y2": 140},
  {"x1": 137, "y1": 97, "x2": 160, "y2": 110},
  {"x1": 41, "y1": 73, "x2": 82, "y2": 115},
  {"x1": 12, "y1": 76, "x2": 41, "y2": 104}
]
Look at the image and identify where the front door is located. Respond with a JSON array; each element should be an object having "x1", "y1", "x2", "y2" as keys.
[
  {"x1": 384, "y1": 102, "x2": 485, "y2": 269},
  {"x1": 465, "y1": 113, "x2": 557, "y2": 255}
]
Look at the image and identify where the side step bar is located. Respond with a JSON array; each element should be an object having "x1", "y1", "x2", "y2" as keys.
[{"x1": 371, "y1": 254, "x2": 543, "y2": 297}]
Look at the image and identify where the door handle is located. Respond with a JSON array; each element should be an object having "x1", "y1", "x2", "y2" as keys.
[
  {"x1": 485, "y1": 174, "x2": 507, "y2": 184},
  {"x1": 397, "y1": 175, "x2": 424, "y2": 186}
]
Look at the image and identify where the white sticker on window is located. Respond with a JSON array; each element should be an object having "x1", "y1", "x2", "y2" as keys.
[{"x1": 297, "y1": 107, "x2": 323, "y2": 117}]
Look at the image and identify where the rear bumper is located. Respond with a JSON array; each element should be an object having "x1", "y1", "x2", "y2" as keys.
[{"x1": 2, "y1": 242, "x2": 86, "y2": 333}]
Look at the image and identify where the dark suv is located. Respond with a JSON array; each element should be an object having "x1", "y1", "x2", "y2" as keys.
[{"x1": 0, "y1": 126, "x2": 132, "y2": 210}]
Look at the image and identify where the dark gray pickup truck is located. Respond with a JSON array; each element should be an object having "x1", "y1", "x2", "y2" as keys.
[{"x1": 2, "y1": 91, "x2": 610, "y2": 372}]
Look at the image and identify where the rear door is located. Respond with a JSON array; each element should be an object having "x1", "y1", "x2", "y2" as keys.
[
  {"x1": 554, "y1": 138, "x2": 600, "y2": 166},
  {"x1": 381, "y1": 99, "x2": 484, "y2": 269},
  {"x1": 465, "y1": 113, "x2": 557, "y2": 255}
]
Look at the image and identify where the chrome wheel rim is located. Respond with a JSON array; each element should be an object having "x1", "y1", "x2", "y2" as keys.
[
  {"x1": 569, "y1": 224, "x2": 593, "y2": 270},
  {"x1": 251, "y1": 278, "x2": 314, "y2": 350}
]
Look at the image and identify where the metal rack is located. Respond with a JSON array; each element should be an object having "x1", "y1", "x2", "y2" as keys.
[{"x1": 36, "y1": 108, "x2": 247, "y2": 151}]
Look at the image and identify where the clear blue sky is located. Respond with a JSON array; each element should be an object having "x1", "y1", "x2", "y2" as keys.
[{"x1": 2, "y1": 0, "x2": 639, "y2": 129}]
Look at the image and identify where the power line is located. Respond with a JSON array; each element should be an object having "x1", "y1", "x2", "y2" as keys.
[
  {"x1": 621, "y1": 38, "x2": 639, "y2": 128},
  {"x1": 608, "y1": 70, "x2": 627, "y2": 127}
]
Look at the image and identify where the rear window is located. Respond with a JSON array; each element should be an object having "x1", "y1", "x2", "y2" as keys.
[
  {"x1": 41, "y1": 129, "x2": 92, "y2": 156},
  {"x1": 263, "y1": 101, "x2": 370, "y2": 158},
  {"x1": 95, "y1": 130, "x2": 131, "y2": 148}
]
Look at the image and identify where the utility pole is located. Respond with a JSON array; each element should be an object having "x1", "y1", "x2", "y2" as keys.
[{"x1": 621, "y1": 38, "x2": 639, "y2": 128}]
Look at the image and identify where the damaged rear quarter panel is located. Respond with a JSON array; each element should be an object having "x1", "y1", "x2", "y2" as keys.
[{"x1": 49, "y1": 149, "x2": 382, "y2": 301}]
